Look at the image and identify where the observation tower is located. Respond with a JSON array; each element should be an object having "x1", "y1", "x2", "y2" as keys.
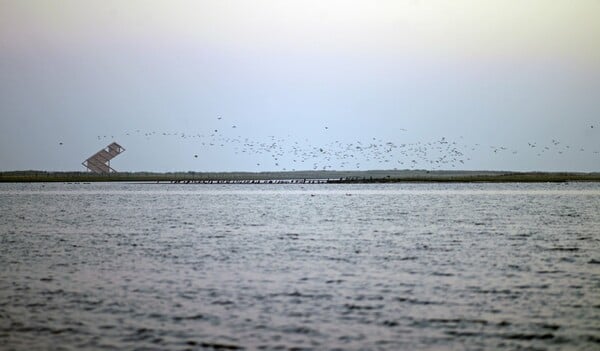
[{"x1": 82, "y1": 142, "x2": 125, "y2": 174}]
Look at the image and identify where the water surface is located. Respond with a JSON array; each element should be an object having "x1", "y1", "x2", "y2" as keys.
[{"x1": 1, "y1": 182, "x2": 599, "y2": 350}]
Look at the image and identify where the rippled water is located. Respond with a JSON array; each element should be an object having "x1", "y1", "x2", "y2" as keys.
[{"x1": 1, "y1": 182, "x2": 599, "y2": 350}]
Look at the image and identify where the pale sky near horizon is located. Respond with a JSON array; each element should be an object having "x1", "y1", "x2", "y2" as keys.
[{"x1": 1, "y1": 0, "x2": 599, "y2": 172}]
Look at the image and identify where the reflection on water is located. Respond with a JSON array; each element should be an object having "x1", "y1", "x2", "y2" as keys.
[{"x1": 1, "y1": 182, "x2": 599, "y2": 350}]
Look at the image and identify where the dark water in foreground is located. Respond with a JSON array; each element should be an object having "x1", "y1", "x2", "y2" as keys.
[{"x1": 1, "y1": 182, "x2": 599, "y2": 350}]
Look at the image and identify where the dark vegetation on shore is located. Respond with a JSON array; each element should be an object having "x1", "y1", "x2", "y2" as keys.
[{"x1": 2, "y1": 170, "x2": 600, "y2": 183}]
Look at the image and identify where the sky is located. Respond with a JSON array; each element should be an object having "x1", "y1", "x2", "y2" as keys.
[{"x1": 1, "y1": 0, "x2": 599, "y2": 172}]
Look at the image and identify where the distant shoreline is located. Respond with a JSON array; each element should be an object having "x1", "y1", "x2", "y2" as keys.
[{"x1": 2, "y1": 170, "x2": 600, "y2": 183}]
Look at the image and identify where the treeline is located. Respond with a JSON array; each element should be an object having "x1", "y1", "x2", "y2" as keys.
[{"x1": 1, "y1": 170, "x2": 600, "y2": 183}]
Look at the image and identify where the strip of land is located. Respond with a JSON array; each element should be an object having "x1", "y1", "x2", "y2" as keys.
[{"x1": 2, "y1": 170, "x2": 600, "y2": 183}]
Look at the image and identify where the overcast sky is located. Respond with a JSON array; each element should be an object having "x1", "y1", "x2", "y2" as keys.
[{"x1": 1, "y1": 0, "x2": 599, "y2": 172}]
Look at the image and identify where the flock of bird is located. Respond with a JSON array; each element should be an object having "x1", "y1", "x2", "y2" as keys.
[{"x1": 80, "y1": 116, "x2": 599, "y2": 171}]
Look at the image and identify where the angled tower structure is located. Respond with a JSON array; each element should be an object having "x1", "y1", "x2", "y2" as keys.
[{"x1": 82, "y1": 142, "x2": 125, "y2": 174}]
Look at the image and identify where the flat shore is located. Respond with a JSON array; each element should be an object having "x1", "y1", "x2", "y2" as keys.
[{"x1": 2, "y1": 170, "x2": 600, "y2": 183}]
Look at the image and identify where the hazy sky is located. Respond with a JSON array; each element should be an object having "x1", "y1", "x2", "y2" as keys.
[{"x1": 1, "y1": 0, "x2": 599, "y2": 172}]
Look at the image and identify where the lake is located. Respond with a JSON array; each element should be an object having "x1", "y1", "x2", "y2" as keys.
[{"x1": 1, "y1": 182, "x2": 599, "y2": 350}]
